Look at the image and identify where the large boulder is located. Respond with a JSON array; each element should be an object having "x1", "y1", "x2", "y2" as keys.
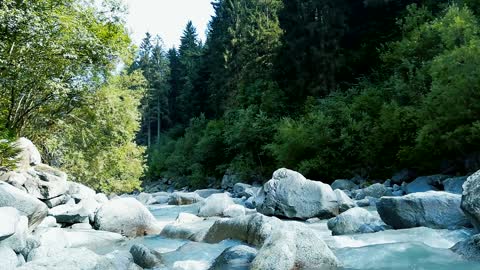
[
  {"x1": 251, "y1": 223, "x2": 340, "y2": 270},
  {"x1": 221, "y1": 172, "x2": 240, "y2": 190},
  {"x1": 94, "y1": 198, "x2": 161, "y2": 237},
  {"x1": 0, "y1": 171, "x2": 27, "y2": 189},
  {"x1": 462, "y1": 170, "x2": 480, "y2": 230},
  {"x1": 169, "y1": 192, "x2": 204, "y2": 205},
  {"x1": 209, "y1": 245, "x2": 257, "y2": 270},
  {"x1": 256, "y1": 169, "x2": 339, "y2": 220},
  {"x1": 195, "y1": 189, "x2": 223, "y2": 199},
  {"x1": 377, "y1": 191, "x2": 470, "y2": 229},
  {"x1": 223, "y1": 204, "x2": 246, "y2": 217},
  {"x1": 0, "y1": 182, "x2": 48, "y2": 230},
  {"x1": 129, "y1": 244, "x2": 162, "y2": 269},
  {"x1": 48, "y1": 201, "x2": 90, "y2": 224},
  {"x1": 15, "y1": 138, "x2": 42, "y2": 168},
  {"x1": 443, "y1": 176, "x2": 467, "y2": 194},
  {"x1": 0, "y1": 246, "x2": 18, "y2": 270},
  {"x1": 327, "y1": 207, "x2": 390, "y2": 235},
  {"x1": 0, "y1": 212, "x2": 28, "y2": 253},
  {"x1": 334, "y1": 189, "x2": 355, "y2": 213},
  {"x1": 161, "y1": 214, "x2": 215, "y2": 242},
  {"x1": 0, "y1": 207, "x2": 20, "y2": 241},
  {"x1": 355, "y1": 183, "x2": 392, "y2": 200},
  {"x1": 331, "y1": 179, "x2": 358, "y2": 191},
  {"x1": 451, "y1": 234, "x2": 480, "y2": 261},
  {"x1": 198, "y1": 193, "x2": 235, "y2": 217},
  {"x1": 18, "y1": 247, "x2": 116, "y2": 270},
  {"x1": 23, "y1": 164, "x2": 68, "y2": 200},
  {"x1": 204, "y1": 213, "x2": 279, "y2": 247},
  {"x1": 66, "y1": 181, "x2": 95, "y2": 202},
  {"x1": 233, "y1": 183, "x2": 256, "y2": 198},
  {"x1": 405, "y1": 175, "x2": 449, "y2": 194}
]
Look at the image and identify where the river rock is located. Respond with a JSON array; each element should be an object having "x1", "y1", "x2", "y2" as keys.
[
  {"x1": 94, "y1": 197, "x2": 161, "y2": 237},
  {"x1": 0, "y1": 207, "x2": 20, "y2": 241},
  {"x1": 223, "y1": 204, "x2": 246, "y2": 217},
  {"x1": 334, "y1": 189, "x2": 356, "y2": 213},
  {"x1": 0, "y1": 182, "x2": 48, "y2": 230},
  {"x1": 356, "y1": 183, "x2": 392, "y2": 199},
  {"x1": 95, "y1": 193, "x2": 109, "y2": 204},
  {"x1": 23, "y1": 164, "x2": 68, "y2": 200},
  {"x1": 0, "y1": 214, "x2": 28, "y2": 253},
  {"x1": 451, "y1": 234, "x2": 480, "y2": 261},
  {"x1": 331, "y1": 179, "x2": 358, "y2": 191},
  {"x1": 18, "y1": 247, "x2": 116, "y2": 270},
  {"x1": 377, "y1": 191, "x2": 470, "y2": 229},
  {"x1": 104, "y1": 250, "x2": 143, "y2": 270},
  {"x1": 130, "y1": 244, "x2": 162, "y2": 268},
  {"x1": 405, "y1": 175, "x2": 449, "y2": 194},
  {"x1": 169, "y1": 192, "x2": 204, "y2": 205},
  {"x1": 233, "y1": 183, "x2": 256, "y2": 198},
  {"x1": 198, "y1": 193, "x2": 235, "y2": 217},
  {"x1": 0, "y1": 246, "x2": 18, "y2": 270},
  {"x1": 327, "y1": 207, "x2": 390, "y2": 235},
  {"x1": 67, "y1": 181, "x2": 95, "y2": 202},
  {"x1": 209, "y1": 245, "x2": 257, "y2": 270},
  {"x1": 443, "y1": 176, "x2": 467, "y2": 194},
  {"x1": 43, "y1": 194, "x2": 70, "y2": 208},
  {"x1": 49, "y1": 201, "x2": 90, "y2": 224},
  {"x1": 195, "y1": 189, "x2": 223, "y2": 198},
  {"x1": 256, "y1": 168, "x2": 339, "y2": 220},
  {"x1": 221, "y1": 172, "x2": 240, "y2": 190},
  {"x1": 461, "y1": 170, "x2": 480, "y2": 230},
  {"x1": 251, "y1": 223, "x2": 340, "y2": 270},
  {"x1": 204, "y1": 213, "x2": 279, "y2": 246},
  {"x1": 0, "y1": 171, "x2": 27, "y2": 189},
  {"x1": 37, "y1": 216, "x2": 59, "y2": 228},
  {"x1": 15, "y1": 137, "x2": 42, "y2": 168},
  {"x1": 161, "y1": 216, "x2": 216, "y2": 242}
]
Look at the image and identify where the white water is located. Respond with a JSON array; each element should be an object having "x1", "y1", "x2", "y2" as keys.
[{"x1": 113, "y1": 203, "x2": 480, "y2": 270}]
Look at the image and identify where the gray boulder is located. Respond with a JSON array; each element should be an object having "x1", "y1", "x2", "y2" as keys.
[
  {"x1": 251, "y1": 223, "x2": 340, "y2": 270},
  {"x1": 405, "y1": 175, "x2": 449, "y2": 194},
  {"x1": 256, "y1": 168, "x2": 339, "y2": 220},
  {"x1": 198, "y1": 193, "x2": 235, "y2": 217},
  {"x1": 169, "y1": 192, "x2": 204, "y2": 205},
  {"x1": 209, "y1": 245, "x2": 257, "y2": 270},
  {"x1": 331, "y1": 179, "x2": 358, "y2": 191},
  {"x1": 327, "y1": 207, "x2": 390, "y2": 235},
  {"x1": 195, "y1": 189, "x2": 223, "y2": 198},
  {"x1": 15, "y1": 137, "x2": 42, "y2": 168},
  {"x1": 233, "y1": 183, "x2": 256, "y2": 198},
  {"x1": 223, "y1": 204, "x2": 246, "y2": 217},
  {"x1": 161, "y1": 215, "x2": 215, "y2": 242},
  {"x1": 0, "y1": 246, "x2": 18, "y2": 270},
  {"x1": 377, "y1": 191, "x2": 470, "y2": 229},
  {"x1": 0, "y1": 213, "x2": 28, "y2": 253},
  {"x1": 0, "y1": 182, "x2": 48, "y2": 230},
  {"x1": 67, "y1": 181, "x2": 95, "y2": 202},
  {"x1": 356, "y1": 183, "x2": 392, "y2": 199},
  {"x1": 0, "y1": 207, "x2": 20, "y2": 241},
  {"x1": 443, "y1": 176, "x2": 467, "y2": 194},
  {"x1": 0, "y1": 171, "x2": 27, "y2": 189},
  {"x1": 451, "y1": 234, "x2": 480, "y2": 261},
  {"x1": 23, "y1": 164, "x2": 68, "y2": 200},
  {"x1": 94, "y1": 197, "x2": 161, "y2": 237},
  {"x1": 221, "y1": 172, "x2": 240, "y2": 190},
  {"x1": 48, "y1": 201, "x2": 90, "y2": 224},
  {"x1": 104, "y1": 250, "x2": 143, "y2": 270},
  {"x1": 334, "y1": 189, "x2": 356, "y2": 213},
  {"x1": 461, "y1": 170, "x2": 480, "y2": 230},
  {"x1": 129, "y1": 244, "x2": 162, "y2": 269},
  {"x1": 204, "y1": 213, "x2": 279, "y2": 246},
  {"x1": 43, "y1": 194, "x2": 70, "y2": 208}
]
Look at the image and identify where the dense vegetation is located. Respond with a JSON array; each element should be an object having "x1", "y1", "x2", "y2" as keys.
[
  {"x1": 2, "y1": 0, "x2": 480, "y2": 192},
  {"x1": 0, "y1": 0, "x2": 144, "y2": 192},
  {"x1": 137, "y1": 0, "x2": 480, "y2": 188}
]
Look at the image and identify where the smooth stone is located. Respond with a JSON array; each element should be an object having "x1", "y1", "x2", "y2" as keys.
[
  {"x1": 327, "y1": 207, "x2": 390, "y2": 235},
  {"x1": 334, "y1": 189, "x2": 356, "y2": 213},
  {"x1": 443, "y1": 176, "x2": 467, "y2": 194},
  {"x1": 0, "y1": 246, "x2": 18, "y2": 270},
  {"x1": 405, "y1": 175, "x2": 449, "y2": 194},
  {"x1": 67, "y1": 181, "x2": 95, "y2": 202},
  {"x1": 462, "y1": 170, "x2": 480, "y2": 231},
  {"x1": 331, "y1": 179, "x2": 358, "y2": 191},
  {"x1": 0, "y1": 207, "x2": 20, "y2": 241},
  {"x1": 195, "y1": 189, "x2": 223, "y2": 198},
  {"x1": 15, "y1": 137, "x2": 42, "y2": 168},
  {"x1": 198, "y1": 193, "x2": 235, "y2": 217},
  {"x1": 48, "y1": 203, "x2": 90, "y2": 224},
  {"x1": 169, "y1": 192, "x2": 204, "y2": 205},
  {"x1": 129, "y1": 244, "x2": 162, "y2": 268},
  {"x1": 209, "y1": 245, "x2": 257, "y2": 270},
  {"x1": 451, "y1": 234, "x2": 480, "y2": 261},
  {"x1": 23, "y1": 164, "x2": 68, "y2": 200}
]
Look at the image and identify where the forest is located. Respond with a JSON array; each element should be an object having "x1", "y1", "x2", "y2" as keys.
[{"x1": 2, "y1": 0, "x2": 480, "y2": 192}]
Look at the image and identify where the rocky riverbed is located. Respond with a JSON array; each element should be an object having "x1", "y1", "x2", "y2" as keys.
[{"x1": 2, "y1": 138, "x2": 480, "y2": 269}]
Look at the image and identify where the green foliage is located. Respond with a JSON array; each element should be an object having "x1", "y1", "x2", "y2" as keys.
[
  {"x1": 42, "y1": 72, "x2": 146, "y2": 193},
  {"x1": 0, "y1": 131, "x2": 20, "y2": 171}
]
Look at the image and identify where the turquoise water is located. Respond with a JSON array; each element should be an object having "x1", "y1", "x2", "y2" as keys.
[{"x1": 123, "y1": 203, "x2": 480, "y2": 270}]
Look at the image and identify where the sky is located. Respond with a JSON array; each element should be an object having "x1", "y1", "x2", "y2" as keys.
[{"x1": 122, "y1": 0, "x2": 215, "y2": 48}]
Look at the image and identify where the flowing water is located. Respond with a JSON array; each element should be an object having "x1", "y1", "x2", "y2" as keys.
[{"x1": 111, "y1": 203, "x2": 480, "y2": 270}]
